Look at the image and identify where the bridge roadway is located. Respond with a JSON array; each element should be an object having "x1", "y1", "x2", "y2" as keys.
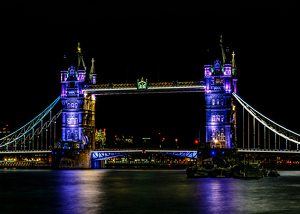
[{"x1": 0, "y1": 148, "x2": 300, "y2": 154}]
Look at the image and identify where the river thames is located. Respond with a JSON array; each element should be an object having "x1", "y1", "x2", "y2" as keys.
[{"x1": 1, "y1": 169, "x2": 300, "y2": 214}]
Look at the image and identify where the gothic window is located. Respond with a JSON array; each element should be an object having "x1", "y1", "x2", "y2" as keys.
[
  {"x1": 75, "y1": 103, "x2": 78, "y2": 109},
  {"x1": 67, "y1": 130, "x2": 70, "y2": 139},
  {"x1": 71, "y1": 103, "x2": 74, "y2": 108},
  {"x1": 67, "y1": 118, "x2": 70, "y2": 124},
  {"x1": 212, "y1": 115, "x2": 215, "y2": 122},
  {"x1": 221, "y1": 99, "x2": 224, "y2": 105},
  {"x1": 67, "y1": 103, "x2": 70, "y2": 109},
  {"x1": 217, "y1": 99, "x2": 219, "y2": 105},
  {"x1": 216, "y1": 115, "x2": 220, "y2": 122},
  {"x1": 212, "y1": 99, "x2": 215, "y2": 105},
  {"x1": 75, "y1": 130, "x2": 78, "y2": 140},
  {"x1": 221, "y1": 115, "x2": 224, "y2": 122}
]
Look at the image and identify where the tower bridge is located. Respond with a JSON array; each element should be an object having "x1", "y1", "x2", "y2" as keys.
[{"x1": 1, "y1": 40, "x2": 300, "y2": 168}]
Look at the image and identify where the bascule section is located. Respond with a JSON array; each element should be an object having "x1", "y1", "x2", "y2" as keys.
[
  {"x1": 60, "y1": 44, "x2": 97, "y2": 150},
  {"x1": 204, "y1": 44, "x2": 238, "y2": 149}
]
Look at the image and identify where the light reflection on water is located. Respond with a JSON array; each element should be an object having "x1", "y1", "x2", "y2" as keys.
[{"x1": 1, "y1": 169, "x2": 300, "y2": 214}]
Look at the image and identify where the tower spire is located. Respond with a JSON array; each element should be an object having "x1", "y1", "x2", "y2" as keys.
[
  {"x1": 89, "y1": 58, "x2": 97, "y2": 84},
  {"x1": 77, "y1": 42, "x2": 86, "y2": 70},
  {"x1": 219, "y1": 35, "x2": 226, "y2": 64},
  {"x1": 90, "y1": 58, "x2": 95, "y2": 74},
  {"x1": 232, "y1": 51, "x2": 236, "y2": 68}
]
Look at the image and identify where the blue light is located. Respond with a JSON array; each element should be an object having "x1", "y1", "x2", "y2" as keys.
[
  {"x1": 222, "y1": 151, "x2": 225, "y2": 154},
  {"x1": 211, "y1": 151, "x2": 215, "y2": 155},
  {"x1": 77, "y1": 152, "x2": 80, "y2": 154},
  {"x1": 62, "y1": 152, "x2": 64, "y2": 154},
  {"x1": 55, "y1": 152, "x2": 57, "y2": 154}
]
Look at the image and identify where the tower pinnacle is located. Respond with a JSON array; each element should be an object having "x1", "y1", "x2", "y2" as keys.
[
  {"x1": 77, "y1": 42, "x2": 86, "y2": 70},
  {"x1": 232, "y1": 51, "x2": 236, "y2": 68},
  {"x1": 90, "y1": 58, "x2": 95, "y2": 74},
  {"x1": 219, "y1": 35, "x2": 226, "y2": 64},
  {"x1": 77, "y1": 42, "x2": 81, "y2": 53},
  {"x1": 89, "y1": 58, "x2": 97, "y2": 84}
]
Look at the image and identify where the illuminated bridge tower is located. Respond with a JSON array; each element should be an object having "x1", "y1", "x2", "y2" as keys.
[
  {"x1": 60, "y1": 44, "x2": 97, "y2": 150},
  {"x1": 204, "y1": 41, "x2": 237, "y2": 149}
]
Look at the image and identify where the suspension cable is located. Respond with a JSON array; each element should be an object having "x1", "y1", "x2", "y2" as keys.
[
  {"x1": 233, "y1": 92, "x2": 300, "y2": 144},
  {"x1": 0, "y1": 96, "x2": 61, "y2": 147}
]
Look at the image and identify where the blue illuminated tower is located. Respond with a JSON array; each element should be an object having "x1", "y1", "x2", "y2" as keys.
[
  {"x1": 204, "y1": 38, "x2": 237, "y2": 149},
  {"x1": 60, "y1": 43, "x2": 97, "y2": 149}
]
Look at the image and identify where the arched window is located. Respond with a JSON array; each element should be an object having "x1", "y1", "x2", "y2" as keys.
[
  {"x1": 212, "y1": 115, "x2": 215, "y2": 122},
  {"x1": 212, "y1": 99, "x2": 215, "y2": 105},
  {"x1": 217, "y1": 99, "x2": 219, "y2": 105},
  {"x1": 71, "y1": 103, "x2": 74, "y2": 108},
  {"x1": 221, "y1": 99, "x2": 224, "y2": 105}
]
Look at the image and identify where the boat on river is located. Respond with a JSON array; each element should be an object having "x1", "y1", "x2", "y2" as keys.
[
  {"x1": 186, "y1": 166, "x2": 209, "y2": 178},
  {"x1": 268, "y1": 168, "x2": 280, "y2": 177}
]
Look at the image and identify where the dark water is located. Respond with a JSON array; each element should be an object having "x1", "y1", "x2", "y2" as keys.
[{"x1": 1, "y1": 169, "x2": 300, "y2": 214}]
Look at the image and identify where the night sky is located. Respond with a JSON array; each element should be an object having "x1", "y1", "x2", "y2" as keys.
[{"x1": 0, "y1": 1, "x2": 299, "y2": 146}]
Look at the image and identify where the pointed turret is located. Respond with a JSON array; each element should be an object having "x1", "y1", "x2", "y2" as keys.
[
  {"x1": 219, "y1": 35, "x2": 226, "y2": 64},
  {"x1": 231, "y1": 51, "x2": 237, "y2": 77},
  {"x1": 77, "y1": 42, "x2": 86, "y2": 71},
  {"x1": 89, "y1": 58, "x2": 97, "y2": 84}
]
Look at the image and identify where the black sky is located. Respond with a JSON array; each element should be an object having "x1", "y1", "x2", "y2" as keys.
[{"x1": 0, "y1": 1, "x2": 299, "y2": 145}]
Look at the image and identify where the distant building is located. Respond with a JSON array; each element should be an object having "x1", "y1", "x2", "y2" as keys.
[
  {"x1": 0, "y1": 122, "x2": 13, "y2": 139},
  {"x1": 95, "y1": 129, "x2": 106, "y2": 148}
]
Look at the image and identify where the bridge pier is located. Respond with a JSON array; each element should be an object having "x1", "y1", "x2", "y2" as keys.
[{"x1": 52, "y1": 149, "x2": 91, "y2": 169}]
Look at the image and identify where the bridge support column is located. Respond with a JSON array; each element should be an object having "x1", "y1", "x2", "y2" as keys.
[
  {"x1": 253, "y1": 117, "x2": 255, "y2": 148},
  {"x1": 264, "y1": 126, "x2": 266, "y2": 149},
  {"x1": 258, "y1": 122, "x2": 260, "y2": 149},
  {"x1": 268, "y1": 129, "x2": 271, "y2": 149},
  {"x1": 52, "y1": 149, "x2": 92, "y2": 169},
  {"x1": 243, "y1": 107, "x2": 245, "y2": 148},
  {"x1": 248, "y1": 113, "x2": 250, "y2": 149}
]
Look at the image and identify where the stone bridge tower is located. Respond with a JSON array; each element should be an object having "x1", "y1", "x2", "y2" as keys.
[
  {"x1": 60, "y1": 43, "x2": 97, "y2": 150},
  {"x1": 204, "y1": 37, "x2": 237, "y2": 149}
]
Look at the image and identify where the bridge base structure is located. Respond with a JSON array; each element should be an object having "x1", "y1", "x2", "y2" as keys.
[
  {"x1": 52, "y1": 148, "x2": 91, "y2": 169},
  {"x1": 196, "y1": 148, "x2": 239, "y2": 167}
]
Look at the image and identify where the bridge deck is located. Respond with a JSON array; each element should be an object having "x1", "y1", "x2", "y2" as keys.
[{"x1": 1, "y1": 148, "x2": 299, "y2": 154}]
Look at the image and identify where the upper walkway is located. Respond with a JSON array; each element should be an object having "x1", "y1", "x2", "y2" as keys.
[{"x1": 82, "y1": 81, "x2": 205, "y2": 95}]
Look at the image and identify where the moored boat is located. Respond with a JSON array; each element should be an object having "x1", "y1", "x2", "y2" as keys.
[{"x1": 268, "y1": 168, "x2": 280, "y2": 177}]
